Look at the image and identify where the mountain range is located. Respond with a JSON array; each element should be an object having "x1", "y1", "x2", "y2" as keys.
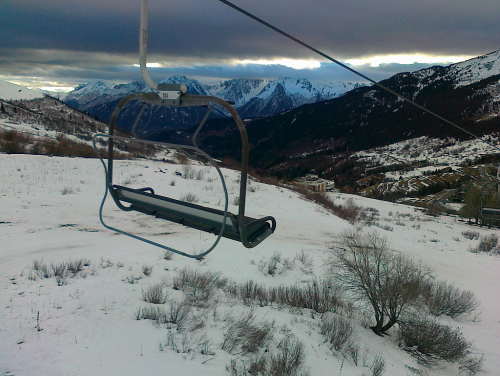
[
  {"x1": 63, "y1": 77, "x2": 364, "y2": 136},
  {"x1": 173, "y1": 51, "x2": 500, "y2": 180}
]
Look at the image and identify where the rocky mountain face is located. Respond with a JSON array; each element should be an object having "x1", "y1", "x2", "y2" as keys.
[{"x1": 63, "y1": 76, "x2": 362, "y2": 137}]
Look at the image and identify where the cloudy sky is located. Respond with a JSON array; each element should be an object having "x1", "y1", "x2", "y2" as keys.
[{"x1": 1, "y1": 0, "x2": 499, "y2": 91}]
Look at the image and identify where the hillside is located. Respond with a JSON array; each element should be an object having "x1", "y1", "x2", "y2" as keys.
[{"x1": 1, "y1": 153, "x2": 499, "y2": 375}]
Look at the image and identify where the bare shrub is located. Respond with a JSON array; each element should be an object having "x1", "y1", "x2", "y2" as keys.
[
  {"x1": 173, "y1": 267, "x2": 226, "y2": 303},
  {"x1": 170, "y1": 179, "x2": 176, "y2": 186},
  {"x1": 222, "y1": 311, "x2": 275, "y2": 355},
  {"x1": 195, "y1": 169, "x2": 206, "y2": 180},
  {"x1": 397, "y1": 317, "x2": 471, "y2": 365},
  {"x1": 239, "y1": 280, "x2": 269, "y2": 306},
  {"x1": 181, "y1": 164, "x2": 195, "y2": 179},
  {"x1": 469, "y1": 234, "x2": 498, "y2": 253},
  {"x1": 66, "y1": 259, "x2": 85, "y2": 274},
  {"x1": 181, "y1": 193, "x2": 199, "y2": 203},
  {"x1": 226, "y1": 338, "x2": 309, "y2": 376},
  {"x1": 61, "y1": 186, "x2": 74, "y2": 195},
  {"x1": 163, "y1": 250, "x2": 173, "y2": 260},
  {"x1": 268, "y1": 279, "x2": 343, "y2": 314},
  {"x1": 374, "y1": 223, "x2": 393, "y2": 231},
  {"x1": 369, "y1": 354, "x2": 386, "y2": 376},
  {"x1": 461, "y1": 230, "x2": 480, "y2": 240},
  {"x1": 258, "y1": 252, "x2": 294, "y2": 276},
  {"x1": 142, "y1": 264, "x2": 153, "y2": 276},
  {"x1": 320, "y1": 316, "x2": 356, "y2": 351},
  {"x1": 51, "y1": 262, "x2": 67, "y2": 278},
  {"x1": 296, "y1": 250, "x2": 313, "y2": 268},
  {"x1": 327, "y1": 229, "x2": 431, "y2": 335},
  {"x1": 136, "y1": 306, "x2": 165, "y2": 322},
  {"x1": 142, "y1": 283, "x2": 167, "y2": 304},
  {"x1": 167, "y1": 301, "x2": 191, "y2": 326},
  {"x1": 269, "y1": 338, "x2": 308, "y2": 376},
  {"x1": 32, "y1": 259, "x2": 53, "y2": 279},
  {"x1": 459, "y1": 354, "x2": 484, "y2": 375},
  {"x1": 426, "y1": 281, "x2": 479, "y2": 318}
]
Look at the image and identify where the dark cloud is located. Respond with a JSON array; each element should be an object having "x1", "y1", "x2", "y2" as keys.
[{"x1": 2, "y1": 0, "x2": 499, "y2": 85}]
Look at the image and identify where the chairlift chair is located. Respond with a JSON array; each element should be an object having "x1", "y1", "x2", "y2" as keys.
[{"x1": 92, "y1": 0, "x2": 276, "y2": 258}]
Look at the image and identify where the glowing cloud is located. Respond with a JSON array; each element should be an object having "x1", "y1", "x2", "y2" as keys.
[{"x1": 345, "y1": 55, "x2": 473, "y2": 67}]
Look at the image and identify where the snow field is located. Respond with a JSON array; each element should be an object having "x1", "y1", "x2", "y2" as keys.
[{"x1": 1, "y1": 154, "x2": 499, "y2": 375}]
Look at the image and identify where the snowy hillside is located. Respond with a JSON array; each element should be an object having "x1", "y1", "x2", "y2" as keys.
[
  {"x1": 447, "y1": 50, "x2": 500, "y2": 88},
  {"x1": 355, "y1": 134, "x2": 500, "y2": 167},
  {"x1": 0, "y1": 81, "x2": 45, "y2": 101},
  {"x1": 1, "y1": 154, "x2": 499, "y2": 376}
]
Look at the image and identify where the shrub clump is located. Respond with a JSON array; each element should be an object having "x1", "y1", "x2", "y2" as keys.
[
  {"x1": 173, "y1": 267, "x2": 226, "y2": 304},
  {"x1": 142, "y1": 283, "x2": 168, "y2": 304},
  {"x1": 426, "y1": 281, "x2": 479, "y2": 318},
  {"x1": 397, "y1": 318, "x2": 471, "y2": 365},
  {"x1": 462, "y1": 230, "x2": 480, "y2": 240},
  {"x1": 319, "y1": 316, "x2": 356, "y2": 352},
  {"x1": 469, "y1": 234, "x2": 498, "y2": 253},
  {"x1": 226, "y1": 338, "x2": 309, "y2": 376},
  {"x1": 222, "y1": 311, "x2": 275, "y2": 355}
]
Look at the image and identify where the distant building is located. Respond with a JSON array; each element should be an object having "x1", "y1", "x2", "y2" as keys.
[{"x1": 293, "y1": 174, "x2": 335, "y2": 192}]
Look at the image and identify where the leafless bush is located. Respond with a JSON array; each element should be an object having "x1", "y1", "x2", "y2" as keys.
[
  {"x1": 238, "y1": 280, "x2": 269, "y2": 306},
  {"x1": 222, "y1": 311, "x2": 275, "y2": 355},
  {"x1": 182, "y1": 164, "x2": 195, "y2": 179},
  {"x1": 327, "y1": 229, "x2": 431, "y2": 335},
  {"x1": 142, "y1": 264, "x2": 153, "y2": 276},
  {"x1": 167, "y1": 301, "x2": 191, "y2": 326},
  {"x1": 163, "y1": 250, "x2": 173, "y2": 260},
  {"x1": 269, "y1": 338, "x2": 308, "y2": 376},
  {"x1": 51, "y1": 262, "x2": 66, "y2": 278},
  {"x1": 170, "y1": 179, "x2": 176, "y2": 186},
  {"x1": 269, "y1": 279, "x2": 343, "y2": 313},
  {"x1": 369, "y1": 354, "x2": 386, "y2": 376},
  {"x1": 258, "y1": 252, "x2": 294, "y2": 276},
  {"x1": 320, "y1": 316, "x2": 356, "y2": 351},
  {"x1": 142, "y1": 283, "x2": 168, "y2": 304},
  {"x1": 226, "y1": 338, "x2": 309, "y2": 376},
  {"x1": 461, "y1": 230, "x2": 480, "y2": 240},
  {"x1": 296, "y1": 250, "x2": 313, "y2": 274},
  {"x1": 66, "y1": 259, "x2": 85, "y2": 274},
  {"x1": 195, "y1": 169, "x2": 206, "y2": 180},
  {"x1": 426, "y1": 281, "x2": 479, "y2": 318},
  {"x1": 397, "y1": 318, "x2": 471, "y2": 365},
  {"x1": 181, "y1": 192, "x2": 199, "y2": 203},
  {"x1": 469, "y1": 234, "x2": 498, "y2": 253},
  {"x1": 61, "y1": 186, "x2": 74, "y2": 195},
  {"x1": 136, "y1": 306, "x2": 165, "y2": 322},
  {"x1": 173, "y1": 267, "x2": 226, "y2": 303},
  {"x1": 32, "y1": 259, "x2": 52, "y2": 279},
  {"x1": 374, "y1": 223, "x2": 393, "y2": 231},
  {"x1": 459, "y1": 354, "x2": 484, "y2": 375}
]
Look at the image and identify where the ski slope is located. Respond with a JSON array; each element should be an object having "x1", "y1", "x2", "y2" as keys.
[{"x1": 0, "y1": 154, "x2": 499, "y2": 376}]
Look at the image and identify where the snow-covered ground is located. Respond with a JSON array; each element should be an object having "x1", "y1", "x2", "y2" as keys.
[
  {"x1": 1, "y1": 154, "x2": 499, "y2": 376},
  {"x1": 356, "y1": 135, "x2": 500, "y2": 171},
  {"x1": 0, "y1": 81, "x2": 45, "y2": 101}
]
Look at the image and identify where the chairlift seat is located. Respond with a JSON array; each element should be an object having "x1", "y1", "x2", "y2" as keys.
[{"x1": 111, "y1": 185, "x2": 274, "y2": 244}]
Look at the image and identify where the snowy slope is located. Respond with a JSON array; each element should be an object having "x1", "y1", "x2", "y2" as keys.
[
  {"x1": 1, "y1": 154, "x2": 499, "y2": 376},
  {"x1": 0, "y1": 81, "x2": 45, "y2": 101},
  {"x1": 447, "y1": 50, "x2": 500, "y2": 88}
]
